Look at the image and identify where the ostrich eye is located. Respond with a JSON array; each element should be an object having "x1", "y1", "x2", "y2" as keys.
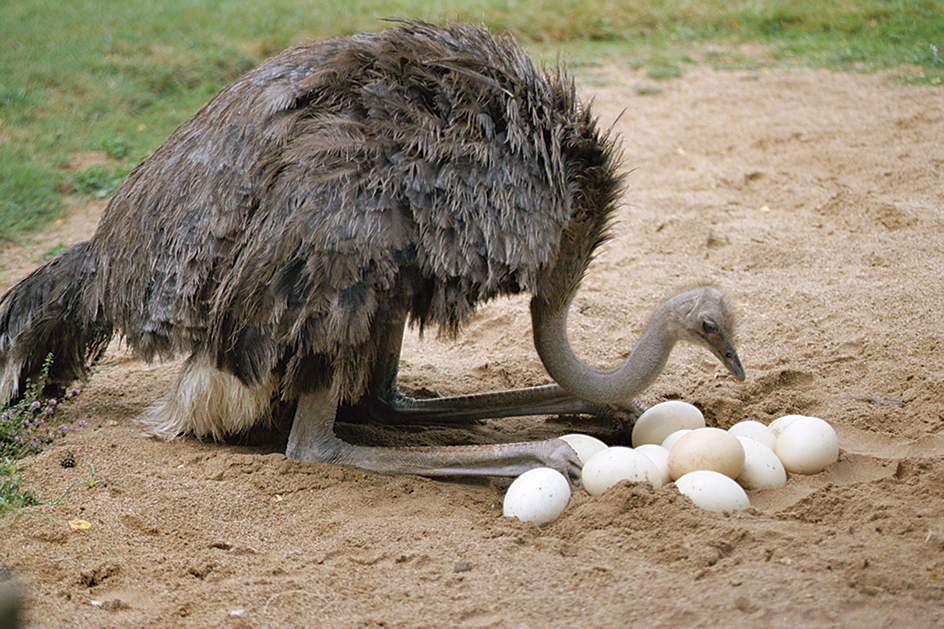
[{"x1": 701, "y1": 320, "x2": 718, "y2": 334}]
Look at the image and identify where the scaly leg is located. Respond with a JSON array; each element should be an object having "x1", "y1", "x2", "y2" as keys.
[
  {"x1": 286, "y1": 389, "x2": 582, "y2": 482},
  {"x1": 362, "y1": 311, "x2": 635, "y2": 425}
]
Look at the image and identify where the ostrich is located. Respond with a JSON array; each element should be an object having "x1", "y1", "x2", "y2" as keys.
[{"x1": 0, "y1": 22, "x2": 744, "y2": 482}]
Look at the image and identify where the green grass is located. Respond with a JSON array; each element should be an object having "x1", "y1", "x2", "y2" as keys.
[
  {"x1": 69, "y1": 164, "x2": 135, "y2": 199},
  {"x1": 0, "y1": 0, "x2": 941, "y2": 239},
  {"x1": 0, "y1": 149, "x2": 64, "y2": 237}
]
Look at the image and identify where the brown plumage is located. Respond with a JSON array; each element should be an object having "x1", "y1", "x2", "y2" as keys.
[{"x1": 0, "y1": 23, "x2": 742, "y2": 481}]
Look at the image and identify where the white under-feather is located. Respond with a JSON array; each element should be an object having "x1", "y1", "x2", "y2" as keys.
[
  {"x1": 0, "y1": 357, "x2": 23, "y2": 405},
  {"x1": 141, "y1": 354, "x2": 278, "y2": 440}
]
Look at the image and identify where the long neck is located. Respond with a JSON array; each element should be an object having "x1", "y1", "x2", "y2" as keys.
[{"x1": 531, "y1": 298, "x2": 678, "y2": 404}]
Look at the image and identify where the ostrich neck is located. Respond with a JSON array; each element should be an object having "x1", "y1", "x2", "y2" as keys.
[{"x1": 531, "y1": 299, "x2": 677, "y2": 404}]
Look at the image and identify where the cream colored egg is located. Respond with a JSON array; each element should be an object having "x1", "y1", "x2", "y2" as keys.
[
  {"x1": 503, "y1": 468, "x2": 572, "y2": 525},
  {"x1": 728, "y1": 420, "x2": 776, "y2": 450},
  {"x1": 631, "y1": 401, "x2": 705, "y2": 447},
  {"x1": 734, "y1": 436, "x2": 787, "y2": 490},
  {"x1": 581, "y1": 447, "x2": 663, "y2": 496},
  {"x1": 661, "y1": 429, "x2": 692, "y2": 452},
  {"x1": 769, "y1": 414, "x2": 805, "y2": 440},
  {"x1": 675, "y1": 470, "x2": 750, "y2": 513},
  {"x1": 775, "y1": 416, "x2": 839, "y2": 474},
  {"x1": 668, "y1": 427, "x2": 745, "y2": 481},
  {"x1": 634, "y1": 444, "x2": 671, "y2": 486},
  {"x1": 558, "y1": 434, "x2": 608, "y2": 465}
]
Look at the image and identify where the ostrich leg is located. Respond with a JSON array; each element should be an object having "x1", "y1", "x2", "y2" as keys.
[
  {"x1": 286, "y1": 389, "x2": 582, "y2": 481},
  {"x1": 360, "y1": 311, "x2": 631, "y2": 425}
]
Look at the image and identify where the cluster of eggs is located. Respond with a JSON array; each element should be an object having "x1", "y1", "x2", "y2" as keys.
[{"x1": 502, "y1": 401, "x2": 840, "y2": 525}]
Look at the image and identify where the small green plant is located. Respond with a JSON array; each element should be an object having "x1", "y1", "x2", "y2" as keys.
[
  {"x1": 643, "y1": 53, "x2": 688, "y2": 80},
  {"x1": 42, "y1": 241, "x2": 69, "y2": 261},
  {"x1": 99, "y1": 136, "x2": 133, "y2": 160},
  {"x1": 49, "y1": 462, "x2": 122, "y2": 512},
  {"x1": 0, "y1": 458, "x2": 41, "y2": 514},
  {"x1": 645, "y1": 63, "x2": 684, "y2": 80},
  {"x1": 0, "y1": 354, "x2": 86, "y2": 461},
  {"x1": 60, "y1": 463, "x2": 112, "y2": 498},
  {"x1": 69, "y1": 164, "x2": 132, "y2": 199}
]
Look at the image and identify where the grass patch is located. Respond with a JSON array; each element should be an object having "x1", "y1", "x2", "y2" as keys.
[
  {"x1": 646, "y1": 64, "x2": 685, "y2": 80},
  {"x1": 70, "y1": 164, "x2": 134, "y2": 199},
  {"x1": 99, "y1": 136, "x2": 134, "y2": 161},
  {"x1": 0, "y1": 150, "x2": 63, "y2": 241},
  {"x1": 42, "y1": 242, "x2": 69, "y2": 261},
  {"x1": 644, "y1": 53, "x2": 689, "y2": 79}
]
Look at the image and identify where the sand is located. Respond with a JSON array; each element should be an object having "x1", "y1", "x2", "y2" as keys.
[{"x1": 1, "y1": 63, "x2": 943, "y2": 628}]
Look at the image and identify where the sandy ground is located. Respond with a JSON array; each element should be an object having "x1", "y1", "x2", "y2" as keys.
[{"x1": 1, "y1": 62, "x2": 943, "y2": 628}]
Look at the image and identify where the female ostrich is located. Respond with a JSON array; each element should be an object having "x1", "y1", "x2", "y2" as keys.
[{"x1": 0, "y1": 23, "x2": 743, "y2": 482}]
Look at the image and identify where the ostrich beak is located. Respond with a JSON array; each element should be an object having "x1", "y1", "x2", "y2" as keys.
[{"x1": 716, "y1": 344, "x2": 745, "y2": 381}]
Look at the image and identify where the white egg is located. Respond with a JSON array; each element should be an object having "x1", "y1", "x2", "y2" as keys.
[
  {"x1": 581, "y1": 447, "x2": 663, "y2": 496},
  {"x1": 661, "y1": 429, "x2": 692, "y2": 452},
  {"x1": 631, "y1": 401, "x2": 705, "y2": 447},
  {"x1": 667, "y1": 427, "x2": 745, "y2": 480},
  {"x1": 675, "y1": 470, "x2": 750, "y2": 513},
  {"x1": 775, "y1": 415, "x2": 839, "y2": 474},
  {"x1": 728, "y1": 420, "x2": 776, "y2": 450},
  {"x1": 634, "y1": 444, "x2": 671, "y2": 486},
  {"x1": 503, "y1": 468, "x2": 572, "y2": 525},
  {"x1": 558, "y1": 433, "x2": 608, "y2": 465},
  {"x1": 734, "y1": 436, "x2": 787, "y2": 490},
  {"x1": 769, "y1": 414, "x2": 805, "y2": 440}
]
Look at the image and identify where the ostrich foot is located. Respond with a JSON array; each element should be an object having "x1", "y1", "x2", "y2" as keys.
[{"x1": 287, "y1": 390, "x2": 582, "y2": 483}]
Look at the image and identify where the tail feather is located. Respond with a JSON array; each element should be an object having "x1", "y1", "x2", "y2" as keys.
[{"x1": 0, "y1": 241, "x2": 112, "y2": 403}]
